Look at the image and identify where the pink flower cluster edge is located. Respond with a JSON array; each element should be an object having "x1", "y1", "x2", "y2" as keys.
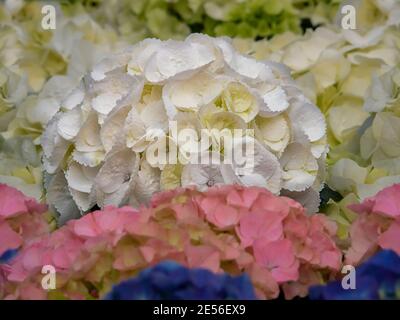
[
  {"x1": 1, "y1": 182, "x2": 399, "y2": 300},
  {"x1": 346, "y1": 184, "x2": 400, "y2": 265},
  {"x1": 0, "y1": 184, "x2": 49, "y2": 258}
]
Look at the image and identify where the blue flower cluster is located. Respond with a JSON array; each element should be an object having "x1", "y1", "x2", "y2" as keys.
[
  {"x1": 310, "y1": 250, "x2": 400, "y2": 300},
  {"x1": 0, "y1": 249, "x2": 18, "y2": 264},
  {"x1": 105, "y1": 261, "x2": 257, "y2": 300}
]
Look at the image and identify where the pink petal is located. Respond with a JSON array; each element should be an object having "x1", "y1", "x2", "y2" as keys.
[
  {"x1": 185, "y1": 245, "x2": 221, "y2": 273},
  {"x1": 0, "y1": 222, "x2": 22, "y2": 255},
  {"x1": 22, "y1": 247, "x2": 42, "y2": 270},
  {"x1": 254, "y1": 239, "x2": 295, "y2": 269},
  {"x1": 139, "y1": 246, "x2": 156, "y2": 263},
  {"x1": 373, "y1": 184, "x2": 400, "y2": 218},
  {"x1": 73, "y1": 214, "x2": 99, "y2": 237},
  {"x1": 213, "y1": 204, "x2": 240, "y2": 228},
  {"x1": 226, "y1": 187, "x2": 260, "y2": 208},
  {"x1": 0, "y1": 184, "x2": 28, "y2": 218},
  {"x1": 378, "y1": 222, "x2": 400, "y2": 255}
]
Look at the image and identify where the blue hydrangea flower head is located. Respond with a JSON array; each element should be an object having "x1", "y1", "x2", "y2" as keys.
[
  {"x1": 105, "y1": 261, "x2": 257, "y2": 300},
  {"x1": 310, "y1": 250, "x2": 400, "y2": 300}
]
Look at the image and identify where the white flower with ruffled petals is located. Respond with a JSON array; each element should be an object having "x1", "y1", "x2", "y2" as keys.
[{"x1": 42, "y1": 34, "x2": 327, "y2": 222}]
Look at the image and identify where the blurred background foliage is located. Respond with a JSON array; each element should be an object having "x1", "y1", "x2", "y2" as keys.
[{"x1": 61, "y1": 0, "x2": 341, "y2": 42}]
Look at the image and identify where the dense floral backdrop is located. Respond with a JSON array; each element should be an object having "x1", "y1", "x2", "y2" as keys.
[{"x1": 0, "y1": 0, "x2": 399, "y2": 300}]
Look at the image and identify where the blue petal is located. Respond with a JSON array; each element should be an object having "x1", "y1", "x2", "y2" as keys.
[
  {"x1": 0, "y1": 249, "x2": 18, "y2": 264},
  {"x1": 104, "y1": 261, "x2": 256, "y2": 300}
]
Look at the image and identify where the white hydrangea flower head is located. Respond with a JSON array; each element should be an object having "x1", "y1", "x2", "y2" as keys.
[{"x1": 41, "y1": 34, "x2": 327, "y2": 222}]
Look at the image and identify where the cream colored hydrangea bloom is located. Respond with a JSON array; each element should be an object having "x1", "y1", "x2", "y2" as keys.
[
  {"x1": 1, "y1": 1, "x2": 122, "y2": 139},
  {"x1": 41, "y1": 34, "x2": 327, "y2": 222},
  {"x1": 0, "y1": 1, "x2": 122, "y2": 200},
  {"x1": 234, "y1": 0, "x2": 400, "y2": 204}
]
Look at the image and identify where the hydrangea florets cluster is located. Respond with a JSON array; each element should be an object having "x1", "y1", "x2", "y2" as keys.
[
  {"x1": 65, "y1": 0, "x2": 334, "y2": 41},
  {"x1": 0, "y1": 184, "x2": 49, "y2": 298},
  {"x1": 345, "y1": 184, "x2": 400, "y2": 265},
  {"x1": 234, "y1": 1, "x2": 400, "y2": 204},
  {"x1": 41, "y1": 33, "x2": 327, "y2": 223},
  {"x1": 310, "y1": 249, "x2": 400, "y2": 300},
  {"x1": 2, "y1": 185, "x2": 341, "y2": 300},
  {"x1": 105, "y1": 261, "x2": 256, "y2": 300},
  {"x1": 0, "y1": 184, "x2": 49, "y2": 259}
]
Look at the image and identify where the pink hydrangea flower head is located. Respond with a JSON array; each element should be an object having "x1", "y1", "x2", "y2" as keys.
[
  {"x1": 2, "y1": 185, "x2": 341, "y2": 300},
  {"x1": 0, "y1": 184, "x2": 49, "y2": 257},
  {"x1": 346, "y1": 184, "x2": 400, "y2": 265}
]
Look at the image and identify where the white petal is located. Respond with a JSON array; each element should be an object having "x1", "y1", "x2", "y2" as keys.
[
  {"x1": 46, "y1": 171, "x2": 81, "y2": 225},
  {"x1": 281, "y1": 188, "x2": 320, "y2": 214},
  {"x1": 215, "y1": 38, "x2": 274, "y2": 81},
  {"x1": 127, "y1": 39, "x2": 163, "y2": 76},
  {"x1": 140, "y1": 100, "x2": 169, "y2": 130},
  {"x1": 342, "y1": 27, "x2": 386, "y2": 49},
  {"x1": 144, "y1": 40, "x2": 215, "y2": 83},
  {"x1": 288, "y1": 96, "x2": 326, "y2": 142},
  {"x1": 162, "y1": 72, "x2": 224, "y2": 119},
  {"x1": 65, "y1": 162, "x2": 98, "y2": 193},
  {"x1": 73, "y1": 150, "x2": 105, "y2": 167},
  {"x1": 42, "y1": 114, "x2": 60, "y2": 159},
  {"x1": 363, "y1": 72, "x2": 394, "y2": 113},
  {"x1": 280, "y1": 143, "x2": 318, "y2": 192},
  {"x1": 62, "y1": 83, "x2": 85, "y2": 110},
  {"x1": 231, "y1": 137, "x2": 282, "y2": 194},
  {"x1": 90, "y1": 72, "x2": 143, "y2": 116},
  {"x1": 100, "y1": 105, "x2": 130, "y2": 153},
  {"x1": 282, "y1": 28, "x2": 341, "y2": 72},
  {"x1": 41, "y1": 115, "x2": 71, "y2": 174},
  {"x1": 124, "y1": 108, "x2": 148, "y2": 151},
  {"x1": 181, "y1": 157, "x2": 227, "y2": 191},
  {"x1": 69, "y1": 187, "x2": 96, "y2": 212},
  {"x1": 261, "y1": 86, "x2": 289, "y2": 113},
  {"x1": 91, "y1": 51, "x2": 131, "y2": 81},
  {"x1": 328, "y1": 104, "x2": 369, "y2": 142},
  {"x1": 311, "y1": 136, "x2": 328, "y2": 159},
  {"x1": 75, "y1": 113, "x2": 103, "y2": 152},
  {"x1": 133, "y1": 159, "x2": 161, "y2": 203},
  {"x1": 329, "y1": 158, "x2": 368, "y2": 194},
  {"x1": 26, "y1": 97, "x2": 60, "y2": 126},
  {"x1": 95, "y1": 148, "x2": 139, "y2": 195},
  {"x1": 39, "y1": 75, "x2": 77, "y2": 101},
  {"x1": 254, "y1": 114, "x2": 290, "y2": 155},
  {"x1": 92, "y1": 93, "x2": 122, "y2": 115},
  {"x1": 57, "y1": 108, "x2": 82, "y2": 141}
]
